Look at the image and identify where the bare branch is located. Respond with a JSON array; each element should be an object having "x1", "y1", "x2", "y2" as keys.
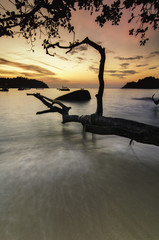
[
  {"x1": 44, "y1": 37, "x2": 105, "y2": 116},
  {"x1": 27, "y1": 93, "x2": 71, "y2": 116},
  {"x1": 0, "y1": 3, "x2": 6, "y2": 10},
  {"x1": 44, "y1": 37, "x2": 103, "y2": 55},
  {"x1": 36, "y1": 109, "x2": 54, "y2": 115}
]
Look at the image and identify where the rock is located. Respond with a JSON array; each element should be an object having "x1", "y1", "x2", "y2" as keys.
[{"x1": 55, "y1": 89, "x2": 91, "y2": 101}]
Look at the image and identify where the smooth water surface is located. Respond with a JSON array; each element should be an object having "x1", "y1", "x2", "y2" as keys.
[{"x1": 0, "y1": 88, "x2": 159, "y2": 240}]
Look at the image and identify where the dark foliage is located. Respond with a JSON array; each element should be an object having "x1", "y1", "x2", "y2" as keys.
[
  {"x1": 0, "y1": 76, "x2": 48, "y2": 88},
  {"x1": 122, "y1": 76, "x2": 159, "y2": 89},
  {"x1": 0, "y1": 0, "x2": 158, "y2": 46}
]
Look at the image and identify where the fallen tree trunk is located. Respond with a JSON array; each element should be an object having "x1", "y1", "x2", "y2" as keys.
[
  {"x1": 85, "y1": 114, "x2": 159, "y2": 146},
  {"x1": 27, "y1": 93, "x2": 159, "y2": 147}
]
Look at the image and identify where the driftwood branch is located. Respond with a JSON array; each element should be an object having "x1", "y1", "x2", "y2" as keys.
[
  {"x1": 27, "y1": 93, "x2": 159, "y2": 147},
  {"x1": 85, "y1": 114, "x2": 159, "y2": 146},
  {"x1": 44, "y1": 37, "x2": 105, "y2": 116},
  {"x1": 27, "y1": 93, "x2": 71, "y2": 116}
]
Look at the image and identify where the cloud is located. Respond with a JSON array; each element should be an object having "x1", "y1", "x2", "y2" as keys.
[
  {"x1": 106, "y1": 70, "x2": 117, "y2": 73},
  {"x1": 89, "y1": 65, "x2": 98, "y2": 73},
  {"x1": 76, "y1": 56, "x2": 85, "y2": 62},
  {"x1": 90, "y1": 67, "x2": 119, "y2": 75},
  {"x1": 69, "y1": 45, "x2": 88, "y2": 55},
  {"x1": 55, "y1": 54, "x2": 69, "y2": 61},
  {"x1": 120, "y1": 70, "x2": 138, "y2": 74},
  {"x1": 0, "y1": 69, "x2": 20, "y2": 75},
  {"x1": 136, "y1": 64, "x2": 149, "y2": 67},
  {"x1": 94, "y1": 42, "x2": 115, "y2": 54},
  {"x1": 20, "y1": 72, "x2": 38, "y2": 78},
  {"x1": 120, "y1": 63, "x2": 130, "y2": 69},
  {"x1": 0, "y1": 68, "x2": 61, "y2": 87},
  {"x1": 107, "y1": 69, "x2": 138, "y2": 79},
  {"x1": 106, "y1": 49, "x2": 115, "y2": 54},
  {"x1": 147, "y1": 51, "x2": 159, "y2": 59},
  {"x1": 148, "y1": 66, "x2": 158, "y2": 70},
  {"x1": 42, "y1": 77, "x2": 70, "y2": 88},
  {"x1": 0, "y1": 58, "x2": 56, "y2": 76},
  {"x1": 109, "y1": 73, "x2": 126, "y2": 79},
  {"x1": 149, "y1": 51, "x2": 159, "y2": 56},
  {"x1": 0, "y1": 58, "x2": 8, "y2": 64},
  {"x1": 106, "y1": 69, "x2": 138, "y2": 75},
  {"x1": 115, "y1": 55, "x2": 143, "y2": 61},
  {"x1": 34, "y1": 60, "x2": 62, "y2": 70},
  {"x1": 97, "y1": 41, "x2": 103, "y2": 45},
  {"x1": 89, "y1": 66, "x2": 138, "y2": 76},
  {"x1": 78, "y1": 45, "x2": 88, "y2": 51}
]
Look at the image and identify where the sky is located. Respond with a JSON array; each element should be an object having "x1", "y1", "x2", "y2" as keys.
[{"x1": 0, "y1": 1, "x2": 159, "y2": 88}]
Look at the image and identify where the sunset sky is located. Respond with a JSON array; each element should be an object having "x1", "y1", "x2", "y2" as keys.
[{"x1": 0, "y1": 2, "x2": 159, "y2": 88}]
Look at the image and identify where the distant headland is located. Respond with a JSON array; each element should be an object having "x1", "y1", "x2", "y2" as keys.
[
  {"x1": 122, "y1": 76, "x2": 159, "y2": 89},
  {"x1": 0, "y1": 77, "x2": 49, "y2": 89}
]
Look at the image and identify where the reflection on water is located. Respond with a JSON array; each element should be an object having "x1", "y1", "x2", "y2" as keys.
[
  {"x1": 0, "y1": 89, "x2": 159, "y2": 240},
  {"x1": 152, "y1": 106, "x2": 159, "y2": 119}
]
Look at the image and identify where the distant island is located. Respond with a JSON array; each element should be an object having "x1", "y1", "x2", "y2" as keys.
[
  {"x1": 0, "y1": 77, "x2": 49, "y2": 89},
  {"x1": 122, "y1": 76, "x2": 159, "y2": 89}
]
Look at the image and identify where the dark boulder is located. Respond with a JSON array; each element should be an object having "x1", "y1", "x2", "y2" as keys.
[{"x1": 55, "y1": 89, "x2": 91, "y2": 101}]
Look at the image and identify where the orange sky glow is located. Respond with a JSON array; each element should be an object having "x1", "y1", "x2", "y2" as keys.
[{"x1": 0, "y1": 3, "x2": 159, "y2": 88}]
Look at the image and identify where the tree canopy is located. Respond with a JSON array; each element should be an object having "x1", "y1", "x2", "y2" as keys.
[{"x1": 0, "y1": 0, "x2": 158, "y2": 45}]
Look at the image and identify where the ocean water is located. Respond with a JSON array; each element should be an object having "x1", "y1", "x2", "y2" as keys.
[{"x1": 0, "y1": 88, "x2": 159, "y2": 240}]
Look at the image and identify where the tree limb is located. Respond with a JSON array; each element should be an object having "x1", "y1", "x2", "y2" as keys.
[
  {"x1": 27, "y1": 93, "x2": 71, "y2": 116},
  {"x1": 44, "y1": 37, "x2": 105, "y2": 116},
  {"x1": 85, "y1": 114, "x2": 159, "y2": 146},
  {"x1": 27, "y1": 93, "x2": 159, "y2": 147}
]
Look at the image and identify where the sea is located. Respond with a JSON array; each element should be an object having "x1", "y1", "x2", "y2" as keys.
[{"x1": 0, "y1": 88, "x2": 159, "y2": 240}]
